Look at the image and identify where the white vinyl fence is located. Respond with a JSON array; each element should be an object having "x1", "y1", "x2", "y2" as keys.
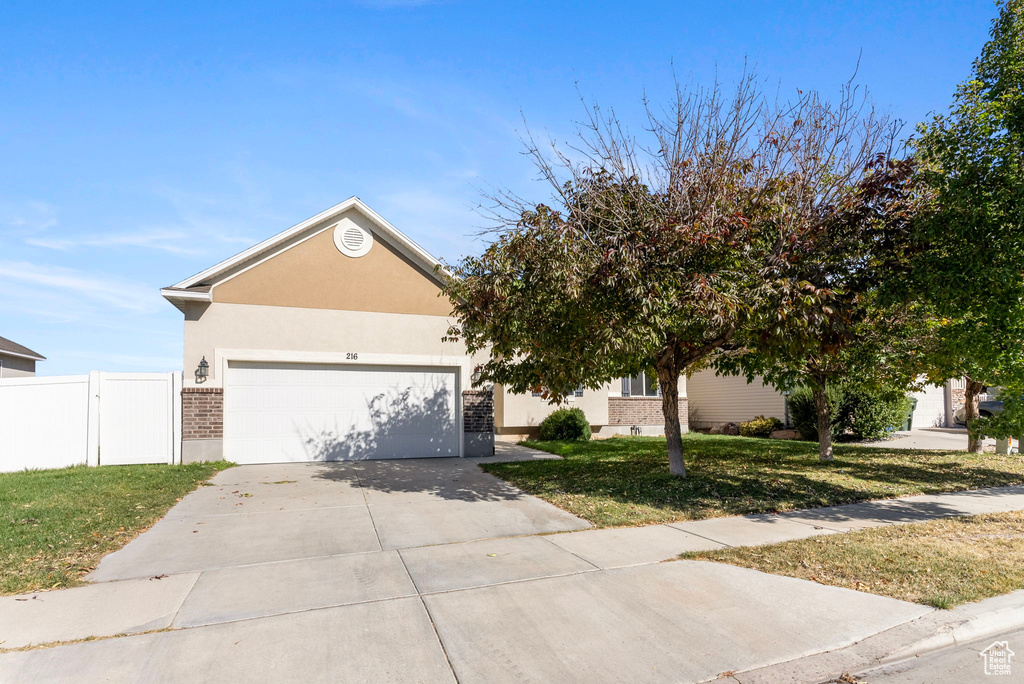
[{"x1": 0, "y1": 372, "x2": 181, "y2": 473}]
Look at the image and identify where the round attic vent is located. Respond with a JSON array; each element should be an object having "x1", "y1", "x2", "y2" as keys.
[{"x1": 333, "y1": 218, "x2": 373, "y2": 258}]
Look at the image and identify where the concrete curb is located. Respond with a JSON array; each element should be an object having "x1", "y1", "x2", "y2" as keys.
[
  {"x1": 884, "y1": 590, "x2": 1024, "y2": 662},
  {"x1": 716, "y1": 590, "x2": 1024, "y2": 684}
]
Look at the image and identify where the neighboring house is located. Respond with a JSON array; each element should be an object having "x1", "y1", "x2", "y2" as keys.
[
  {"x1": 495, "y1": 371, "x2": 687, "y2": 442},
  {"x1": 687, "y1": 368, "x2": 953, "y2": 430},
  {"x1": 686, "y1": 371, "x2": 786, "y2": 429},
  {"x1": 0, "y1": 336, "x2": 45, "y2": 378},
  {"x1": 162, "y1": 198, "x2": 687, "y2": 465}
]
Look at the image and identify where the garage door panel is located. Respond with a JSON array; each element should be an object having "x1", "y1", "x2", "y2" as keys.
[
  {"x1": 224, "y1": 362, "x2": 459, "y2": 464},
  {"x1": 911, "y1": 383, "x2": 947, "y2": 428}
]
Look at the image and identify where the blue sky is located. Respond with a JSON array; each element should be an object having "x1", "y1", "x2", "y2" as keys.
[{"x1": 0, "y1": 0, "x2": 997, "y2": 375}]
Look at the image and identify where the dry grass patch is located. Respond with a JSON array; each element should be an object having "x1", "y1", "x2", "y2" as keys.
[{"x1": 682, "y1": 510, "x2": 1024, "y2": 607}]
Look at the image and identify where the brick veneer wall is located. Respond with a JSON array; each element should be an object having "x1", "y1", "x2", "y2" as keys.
[
  {"x1": 463, "y1": 389, "x2": 494, "y2": 433},
  {"x1": 608, "y1": 396, "x2": 688, "y2": 428},
  {"x1": 951, "y1": 387, "x2": 966, "y2": 412},
  {"x1": 182, "y1": 387, "x2": 224, "y2": 440}
]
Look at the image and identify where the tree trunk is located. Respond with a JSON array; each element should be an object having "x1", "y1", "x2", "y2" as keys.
[
  {"x1": 964, "y1": 378, "x2": 985, "y2": 453},
  {"x1": 657, "y1": 365, "x2": 686, "y2": 477},
  {"x1": 811, "y1": 377, "x2": 834, "y2": 462}
]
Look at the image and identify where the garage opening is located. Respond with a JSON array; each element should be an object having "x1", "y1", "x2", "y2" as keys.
[{"x1": 224, "y1": 361, "x2": 459, "y2": 464}]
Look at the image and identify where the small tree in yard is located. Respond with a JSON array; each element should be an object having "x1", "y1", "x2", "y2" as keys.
[
  {"x1": 443, "y1": 77, "x2": 768, "y2": 477},
  {"x1": 911, "y1": 0, "x2": 1024, "y2": 452},
  {"x1": 704, "y1": 83, "x2": 924, "y2": 461},
  {"x1": 442, "y1": 75, "x2": 904, "y2": 475},
  {"x1": 913, "y1": 315, "x2": 1014, "y2": 452},
  {"x1": 721, "y1": 290, "x2": 930, "y2": 460}
]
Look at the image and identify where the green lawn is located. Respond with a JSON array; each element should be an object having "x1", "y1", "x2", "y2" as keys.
[
  {"x1": 682, "y1": 510, "x2": 1024, "y2": 608},
  {"x1": 1, "y1": 462, "x2": 232, "y2": 596},
  {"x1": 480, "y1": 434, "x2": 1024, "y2": 527}
]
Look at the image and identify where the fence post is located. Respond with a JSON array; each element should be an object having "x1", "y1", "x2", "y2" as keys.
[
  {"x1": 171, "y1": 371, "x2": 182, "y2": 465},
  {"x1": 86, "y1": 371, "x2": 101, "y2": 466}
]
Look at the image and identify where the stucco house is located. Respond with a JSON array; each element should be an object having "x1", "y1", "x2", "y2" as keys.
[
  {"x1": 687, "y1": 368, "x2": 955, "y2": 430},
  {"x1": 163, "y1": 198, "x2": 687, "y2": 464},
  {"x1": 0, "y1": 336, "x2": 45, "y2": 378}
]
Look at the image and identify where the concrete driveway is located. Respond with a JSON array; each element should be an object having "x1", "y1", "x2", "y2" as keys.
[
  {"x1": 862, "y1": 427, "x2": 996, "y2": 451},
  {"x1": 1, "y1": 453, "x2": 940, "y2": 683},
  {"x1": 89, "y1": 456, "x2": 591, "y2": 581}
]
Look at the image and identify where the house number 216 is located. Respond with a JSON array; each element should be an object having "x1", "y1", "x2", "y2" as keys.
[{"x1": 345, "y1": 353, "x2": 359, "y2": 360}]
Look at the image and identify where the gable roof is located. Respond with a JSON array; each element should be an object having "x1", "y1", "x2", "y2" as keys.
[
  {"x1": 161, "y1": 197, "x2": 449, "y2": 309},
  {"x1": 0, "y1": 336, "x2": 45, "y2": 361}
]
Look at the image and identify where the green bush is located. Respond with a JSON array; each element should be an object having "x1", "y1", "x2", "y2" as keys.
[
  {"x1": 843, "y1": 388, "x2": 911, "y2": 440},
  {"x1": 739, "y1": 415, "x2": 783, "y2": 437},
  {"x1": 787, "y1": 385, "x2": 845, "y2": 440},
  {"x1": 788, "y1": 384, "x2": 911, "y2": 441},
  {"x1": 538, "y1": 407, "x2": 592, "y2": 441}
]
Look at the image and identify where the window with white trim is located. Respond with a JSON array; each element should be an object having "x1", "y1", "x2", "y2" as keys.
[
  {"x1": 620, "y1": 372, "x2": 660, "y2": 397},
  {"x1": 532, "y1": 386, "x2": 584, "y2": 398}
]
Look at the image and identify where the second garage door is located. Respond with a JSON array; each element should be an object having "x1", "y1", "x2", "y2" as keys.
[{"x1": 224, "y1": 361, "x2": 459, "y2": 464}]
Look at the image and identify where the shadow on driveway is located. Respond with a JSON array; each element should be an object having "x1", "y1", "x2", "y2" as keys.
[{"x1": 309, "y1": 458, "x2": 528, "y2": 503}]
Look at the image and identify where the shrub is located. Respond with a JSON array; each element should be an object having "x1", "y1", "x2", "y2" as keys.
[
  {"x1": 739, "y1": 415, "x2": 783, "y2": 438},
  {"x1": 843, "y1": 388, "x2": 911, "y2": 440},
  {"x1": 788, "y1": 383, "x2": 912, "y2": 442},
  {"x1": 787, "y1": 385, "x2": 845, "y2": 440},
  {"x1": 538, "y1": 407, "x2": 592, "y2": 441}
]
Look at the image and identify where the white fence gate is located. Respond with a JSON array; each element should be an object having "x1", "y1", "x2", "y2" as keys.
[{"x1": 0, "y1": 371, "x2": 181, "y2": 473}]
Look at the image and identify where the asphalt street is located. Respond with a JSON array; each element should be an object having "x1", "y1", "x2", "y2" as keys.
[{"x1": 851, "y1": 627, "x2": 1024, "y2": 683}]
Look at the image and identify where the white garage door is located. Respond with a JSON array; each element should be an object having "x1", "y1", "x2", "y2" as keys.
[
  {"x1": 911, "y1": 383, "x2": 947, "y2": 428},
  {"x1": 224, "y1": 361, "x2": 459, "y2": 464}
]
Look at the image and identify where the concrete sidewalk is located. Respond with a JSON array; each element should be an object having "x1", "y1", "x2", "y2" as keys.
[
  {"x1": 8, "y1": 482, "x2": 1022, "y2": 650},
  {"x1": 862, "y1": 427, "x2": 997, "y2": 451},
  {"x1": 3, "y1": 461, "x2": 1024, "y2": 682},
  {"x1": 0, "y1": 561, "x2": 930, "y2": 683}
]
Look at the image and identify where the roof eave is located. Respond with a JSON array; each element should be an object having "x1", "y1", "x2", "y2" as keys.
[
  {"x1": 0, "y1": 349, "x2": 45, "y2": 362},
  {"x1": 168, "y1": 196, "x2": 453, "y2": 291},
  {"x1": 161, "y1": 288, "x2": 213, "y2": 313}
]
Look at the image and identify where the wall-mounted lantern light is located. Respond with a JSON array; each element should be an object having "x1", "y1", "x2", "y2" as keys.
[
  {"x1": 470, "y1": 365, "x2": 493, "y2": 390},
  {"x1": 195, "y1": 356, "x2": 209, "y2": 384}
]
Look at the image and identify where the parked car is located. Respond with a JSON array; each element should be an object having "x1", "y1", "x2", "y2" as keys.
[{"x1": 953, "y1": 399, "x2": 1004, "y2": 425}]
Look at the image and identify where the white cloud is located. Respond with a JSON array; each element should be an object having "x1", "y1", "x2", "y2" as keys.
[
  {"x1": 2, "y1": 200, "x2": 59, "y2": 234},
  {"x1": 57, "y1": 350, "x2": 181, "y2": 371},
  {"x1": 26, "y1": 229, "x2": 205, "y2": 256},
  {"x1": 0, "y1": 261, "x2": 157, "y2": 313}
]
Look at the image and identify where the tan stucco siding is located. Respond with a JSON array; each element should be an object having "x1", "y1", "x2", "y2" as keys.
[
  {"x1": 182, "y1": 302, "x2": 484, "y2": 388},
  {"x1": 686, "y1": 369, "x2": 786, "y2": 427},
  {"x1": 0, "y1": 354, "x2": 35, "y2": 378},
  {"x1": 494, "y1": 383, "x2": 613, "y2": 432},
  {"x1": 212, "y1": 210, "x2": 452, "y2": 317}
]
